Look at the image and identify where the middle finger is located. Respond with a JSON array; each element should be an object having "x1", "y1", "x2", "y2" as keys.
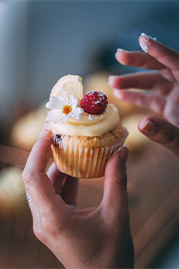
[
  {"x1": 109, "y1": 72, "x2": 173, "y2": 96},
  {"x1": 47, "y1": 162, "x2": 65, "y2": 195},
  {"x1": 115, "y1": 49, "x2": 175, "y2": 82}
]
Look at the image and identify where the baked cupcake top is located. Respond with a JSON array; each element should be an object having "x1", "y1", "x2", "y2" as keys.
[{"x1": 46, "y1": 75, "x2": 119, "y2": 137}]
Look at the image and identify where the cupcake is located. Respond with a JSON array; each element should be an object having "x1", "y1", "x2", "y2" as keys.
[
  {"x1": 11, "y1": 102, "x2": 47, "y2": 150},
  {"x1": 46, "y1": 74, "x2": 128, "y2": 178},
  {"x1": 122, "y1": 113, "x2": 151, "y2": 153}
]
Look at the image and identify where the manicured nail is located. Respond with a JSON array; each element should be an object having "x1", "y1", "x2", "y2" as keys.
[
  {"x1": 138, "y1": 119, "x2": 156, "y2": 133},
  {"x1": 139, "y1": 33, "x2": 156, "y2": 53},
  {"x1": 119, "y1": 145, "x2": 129, "y2": 164}
]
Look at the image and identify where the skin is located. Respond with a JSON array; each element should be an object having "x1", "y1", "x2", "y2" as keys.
[
  {"x1": 108, "y1": 33, "x2": 179, "y2": 156},
  {"x1": 22, "y1": 127, "x2": 134, "y2": 269}
]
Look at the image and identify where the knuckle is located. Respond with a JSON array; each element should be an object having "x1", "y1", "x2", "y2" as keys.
[
  {"x1": 40, "y1": 214, "x2": 58, "y2": 235},
  {"x1": 33, "y1": 223, "x2": 45, "y2": 242},
  {"x1": 41, "y1": 214, "x2": 53, "y2": 232},
  {"x1": 22, "y1": 169, "x2": 33, "y2": 187},
  {"x1": 33, "y1": 214, "x2": 59, "y2": 243},
  {"x1": 158, "y1": 126, "x2": 176, "y2": 145},
  {"x1": 113, "y1": 171, "x2": 127, "y2": 187}
]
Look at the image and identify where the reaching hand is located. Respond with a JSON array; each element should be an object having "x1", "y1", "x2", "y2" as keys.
[
  {"x1": 108, "y1": 33, "x2": 179, "y2": 156},
  {"x1": 22, "y1": 126, "x2": 134, "y2": 269}
]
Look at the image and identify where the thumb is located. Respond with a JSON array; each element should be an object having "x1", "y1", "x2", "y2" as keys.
[
  {"x1": 101, "y1": 146, "x2": 129, "y2": 223},
  {"x1": 138, "y1": 116, "x2": 179, "y2": 156}
]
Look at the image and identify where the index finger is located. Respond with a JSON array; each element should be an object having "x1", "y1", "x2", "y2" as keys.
[
  {"x1": 139, "y1": 33, "x2": 179, "y2": 79},
  {"x1": 22, "y1": 125, "x2": 55, "y2": 198},
  {"x1": 22, "y1": 125, "x2": 70, "y2": 220},
  {"x1": 25, "y1": 125, "x2": 52, "y2": 173}
]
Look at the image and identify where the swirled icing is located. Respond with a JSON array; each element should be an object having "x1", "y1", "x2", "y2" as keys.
[{"x1": 49, "y1": 104, "x2": 119, "y2": 137}]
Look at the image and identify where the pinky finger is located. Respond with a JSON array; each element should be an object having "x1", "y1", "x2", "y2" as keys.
[{"x1": 113, "y1": 89, "x2": 166, "y2": 115}]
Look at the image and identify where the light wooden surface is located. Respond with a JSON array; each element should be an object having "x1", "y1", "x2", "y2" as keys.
[{"x1": 0, "y1": 143, "x2": 179, "y2": 268}]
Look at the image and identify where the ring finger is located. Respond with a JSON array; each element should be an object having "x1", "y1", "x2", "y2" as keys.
[{"x1": 113, "y1": 89, "x2": 166, "y2": 115}]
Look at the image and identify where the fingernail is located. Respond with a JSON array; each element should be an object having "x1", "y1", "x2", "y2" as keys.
[
  {"x1": 139, "y1": 33, "x2": 149, "y2": 53},
  {"x1": 108, "y1": 75, "x2": 115, "y2": 84},
  {"x1": 119, "y1": 145, "x2": 129, "y2": 164},
  {"x1": 113, "y1": 89, "x2": 122, "y2": 98},
  {"x1": 39, "y1": 123, "x2": 50, "y2": 137},
  {"x1": 116, "y1": 48, "x2": 124, "y2": 54},
  {"x1": 139, "y1": 33, "x2": 157, "y2": 53},
  {"x1": 138, "y1": 119, "x2": 156, "y2": 133},
  {"x1": 44, "y1": 122, "x2": 50, "y2": 131}
]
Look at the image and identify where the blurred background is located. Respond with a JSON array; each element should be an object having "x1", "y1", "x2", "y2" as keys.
[{"x1": 0, "y1": 0, "x2": 179, "y2": 268}]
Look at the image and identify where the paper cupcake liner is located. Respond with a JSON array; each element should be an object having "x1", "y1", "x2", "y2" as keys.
[{"x1": 51, "y1": 136, "x2": 126, "y2": 178}]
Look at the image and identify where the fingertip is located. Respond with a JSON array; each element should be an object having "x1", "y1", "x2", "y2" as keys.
[
  {"x1": 115, "y1": 48, "x2": 128, "y2": 64},
  {"x1": 113, "y1": 89, "x2": 123, "y2": 99},
  {"x1": 138, "y1": 116, "x2": 156, "y2": 134},
  {"x1": 139, "y1": 33, "x2": 150, "y2": 53},
  {"x1": 25, "y1": 123, "x2": 52, "y2": 174},
  {"x1": 108, "y1": 75, "x2": 115, "y2": 87},
  {"x1": 116, "y1": 48, "x2": 126, "y2": 55},
  {"x1": 108, "y1": 75, "x2": 125, "y2": 90},
  {"x1": 39, "y1": 122, "x2": 52, "y2": 138},
  {"x1": 139, "y1": 33, "x2": 157, "y2": 53},
  {"x1": 119, "y1": 145, "x2": 129, "y2": 165},
  {"x1": 37, "y1": 124, "x2": 52, "y2": 148},
  {"x1": 105, "y1": 145, "x2": 129, "y2": 179}
]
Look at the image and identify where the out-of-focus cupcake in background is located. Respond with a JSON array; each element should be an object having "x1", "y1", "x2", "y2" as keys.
[
  {"x1": 122, "y1": 113, "x2": 152, "y2": 154},
  {"x1": 10, "y1": 103, "x2": 47, "y2": 150},
  {"x1": 0, "y1": 166, "x2": 27, "y2": 220}
]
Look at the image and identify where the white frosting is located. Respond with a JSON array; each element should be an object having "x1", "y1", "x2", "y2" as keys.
[
  {"x1": 49, "y1": 104, "x2": 119, "y2": 137},
  {"x1": 67, "y1": 105, "x2": 111, "y2": 124}
]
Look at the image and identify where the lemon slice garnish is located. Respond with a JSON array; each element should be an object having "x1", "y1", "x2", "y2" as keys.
[{"x1": 50, "y1": 74, "x2": 83, "y2": 99}]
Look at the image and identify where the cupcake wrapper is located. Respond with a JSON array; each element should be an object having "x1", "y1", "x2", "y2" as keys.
[{"x1": 51, "y1": 138, "x2": 125, "y2": 178}]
